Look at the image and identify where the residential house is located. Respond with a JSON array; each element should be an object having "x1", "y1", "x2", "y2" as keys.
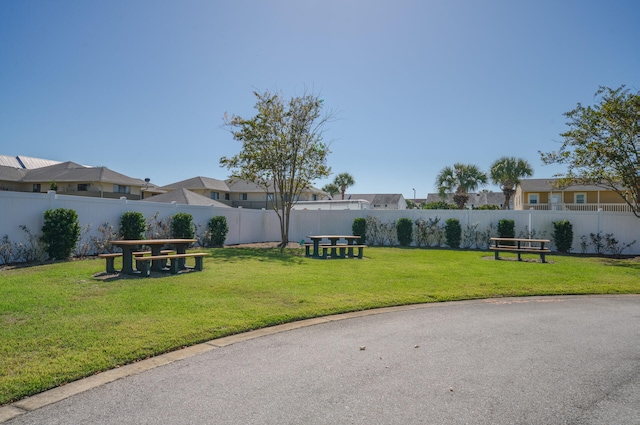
[
  {"x1": 225, "y1": 178, "x2": 325, "y2": 209},
  {"x1": 424, "y1": 192, "x2": 508, "y2": 209},
  {"x1": 158, "y1": 177, "x2": 231, "y2": 203},
  {"x1": 514, "y1": 179, "x2": 631, "y2": 212},
  {"x1": 0, "y1": 160, "x2": 147, "y2": 200},
  {"x1": 346, "y1": 194, "x2": 407, "y2": 210}
]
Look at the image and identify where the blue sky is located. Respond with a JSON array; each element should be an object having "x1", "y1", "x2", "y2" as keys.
[{"x1": 1, "y1": 0, "x2": 638, "y2": 199}]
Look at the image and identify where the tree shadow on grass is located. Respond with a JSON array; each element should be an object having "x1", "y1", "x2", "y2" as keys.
[{"x1": 208, "y1": 247, "x2": 306, "y2": 264}]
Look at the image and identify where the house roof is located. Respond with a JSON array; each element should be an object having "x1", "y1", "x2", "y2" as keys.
[
  {"x1": 0, "y1": 165, "x2": 28, "y2": 181},
  {"x1": 145, "y1": 188, "x2": 230, "y2": 207},
  {"x1": 20, "y1": 162, "x2": 146, "y2": 186},
  {"x1": 160, "y1": 176, "x2": 230, "y2": 192},
  {"x1": 225, "y1": 178, "x2": 326, "y2": 194},
  {"x1": 518, "y1": 178, "x2": 615, "y2": 192},
  {"x1": 0, "y1": 155, "x2": 62, "y2": 169},
  {"x1": 347, "y1": 194, "x2": 405, "y2": 205}
]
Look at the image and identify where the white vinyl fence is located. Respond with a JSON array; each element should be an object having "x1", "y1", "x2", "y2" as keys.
[{"x1": 1, "y1": 190, "x2": 639, "y2": 264}]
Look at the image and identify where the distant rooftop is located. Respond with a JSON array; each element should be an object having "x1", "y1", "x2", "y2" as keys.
[{"x1": 0, "y1": 155, "x2": 62, "y2": 169}]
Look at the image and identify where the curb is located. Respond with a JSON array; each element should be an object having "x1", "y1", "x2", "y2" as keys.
[{"x1": 1, "y1": 295, "x2": 636, "y2": 422}]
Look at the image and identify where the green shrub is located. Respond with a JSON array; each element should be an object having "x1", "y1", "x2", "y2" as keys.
[
  {"x1": 396, "y1": 218, "x2": 413, "y2": 246},
  {"x1": 553, "y1": 220, "x2": 573, "y2": 253},
  {"x1": 120, "y1": 211, "x2": 146, "y2": 240},
  {"x1": 41, "y1": 208, "x2": 81, "y2": 260},
  {"x1": 422, "y1": 201, "x2": 456, "y2": 209},
  {"x1": 171, "y1": 213, "x2": 195, "y2": 239},
  {"x1": 445, "y1": 218, "x2": 462, "y2": 248},
  {"x1": 497, "y1": 219, "x2": 515, "y2": 238},
  {"x1": 208, "y1": 216, "x2": 229, "y2": 247},
  {"x1": 352, "y1": 218, "x2": 366, "y2": 244}
]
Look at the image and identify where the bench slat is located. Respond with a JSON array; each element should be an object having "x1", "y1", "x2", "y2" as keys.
[{"x1": 136, "y1": 252, "x2": 208, "y2": 276}]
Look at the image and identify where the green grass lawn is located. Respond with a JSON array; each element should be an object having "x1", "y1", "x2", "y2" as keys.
[{"x1": 1, "y1": 246, "x2": 639, "y2": 405}]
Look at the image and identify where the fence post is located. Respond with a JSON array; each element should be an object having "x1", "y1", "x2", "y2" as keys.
[{"x1": 47, "y1": 190, "x2": 56, "y2": 210}]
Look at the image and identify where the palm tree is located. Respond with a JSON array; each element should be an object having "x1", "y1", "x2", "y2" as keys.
[
  {"x1": 435, "y1": 163, "x2": 488, "y2": 209},
  {"x1": 489, "y1": 157, "x2": 533, "y2": 210},
  {"x1": 321, "y1": 183, "x2": 340, "y2": 199},
  {"x1": 333, "y1": 173, "x2": 355, "y2": 200}
]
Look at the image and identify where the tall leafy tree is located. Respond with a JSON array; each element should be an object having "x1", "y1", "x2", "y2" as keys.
[
  {"x1": 540, "y1": 85, "x2": 640, "y2": 217},
  {"x1": 221, "y1": 90, "x2": 334, "y2": 247},
  {"x1": 334, "y1": 172, "x2": 355, "y2": 200},
  {"x1": 321, "y1": 183, "x2": 340, "y2": 199},
  {"x1": 435, "y1": 163, "x2": 488, "y2": 209},
  {"x1": 489, "y1": 157, "x2": 533, "y2": 209}
]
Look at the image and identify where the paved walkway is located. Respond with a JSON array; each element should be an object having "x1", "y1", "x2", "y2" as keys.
[{"x1": 2, "y1": 295, "x2": 639, "y2": 424}]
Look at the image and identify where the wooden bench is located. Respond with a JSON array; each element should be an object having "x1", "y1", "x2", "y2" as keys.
[
  {"x1": 303, "y1": 242, "x2": 366, "y2": 259},
  {"x1": 135, "y1": 253, "x2": 208, "y2": 276},
  {"x1": 489, "y1": 238, "x2": 551, "y2": 263},
  {"x1": 98, "y1": 253, "x2": 122, "y2": 274}
]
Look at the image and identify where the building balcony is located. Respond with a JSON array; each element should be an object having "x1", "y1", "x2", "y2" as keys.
[{"x1": 523, "y1": 203, "x2": 632, "y2": 212}]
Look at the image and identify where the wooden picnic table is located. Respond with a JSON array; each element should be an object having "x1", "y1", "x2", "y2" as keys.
[
  {"x1": 489, "y1": 237, "x2": 551, "y2": 263},
  {"x1": 109, "y1": 239, "x2": 197, "y2": 274},
  {"x1": 306, "y1": 235, "x2": 363, "y2": 259}
]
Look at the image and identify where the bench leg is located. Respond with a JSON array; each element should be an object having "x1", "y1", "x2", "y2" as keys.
[
  {"x1": 338, "y1": 247, "x2": 346, "y2": 258},
  {"x1": 194, "y1": 256, "x2": 203, "y2": 271},
  {"x1": 517, "y1": 252, "x2": 522, "y2": 261},
  {"x1": 321, "y1": 247, "x2": 328, "y2": 259},
  {"x1": 305, "y1": 245, "x2": 311, "y2": 257},
  {"x1": 357, "y1": 247, "x2": 364, "y2": 259},
  {"x1": 105, "y1": 257, "x2": 116, "y2": 274},
  {"x1": 540, "y1": 253, "x2": 546, "y2": 263},
  {"x1": 139, "y1": 261, "x2": 151, "y2": 277},
  {"x1": 494, "y1": 251, "x2": 500, "y2": 260},
  {"x1": 169, "y1": 258, "x2": 180, "y2": 274}
]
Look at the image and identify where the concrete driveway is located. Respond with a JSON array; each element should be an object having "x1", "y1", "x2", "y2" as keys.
[{"x1": 2, "y1": 295, "x2": 639, "y2": 424}]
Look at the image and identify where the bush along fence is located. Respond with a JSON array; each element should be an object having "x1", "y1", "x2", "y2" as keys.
[
  {"x1": 357, "y1": 215, "x2": 636, "y2": 257},
  {"x1": 1, "y1": 191, "x2": 639, "y2": 264},
  {"x1": 0, "y1": 210, "x2": 230, "y2": 265}
]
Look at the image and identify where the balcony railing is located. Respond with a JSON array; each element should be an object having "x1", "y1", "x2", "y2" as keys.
[{"x1": 523, "y1": 203, "x2": 632, "y2": 212}]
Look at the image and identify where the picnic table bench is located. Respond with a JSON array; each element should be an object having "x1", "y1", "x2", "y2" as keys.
[
  {"x1": 103, "y1": 239, "x2": 202, "y2": 275},
  {"x1": 135, "y1": 252, "x2": 208, "y2": 276},
  {"x1": 305, "y1": 235, "x2": 366, "y2": 259},
  {"x1": 489, "y1": 238, "x2": 551, "y2": 263}
]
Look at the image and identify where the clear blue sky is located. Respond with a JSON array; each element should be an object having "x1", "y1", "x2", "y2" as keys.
[{"x1": 1, "y1": 0, "x2": 638, "y2": 199}]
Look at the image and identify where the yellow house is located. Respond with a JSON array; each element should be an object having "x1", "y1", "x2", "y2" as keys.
[{"x1": 514, "y1": 179, "x2": 630, "y2": 212}]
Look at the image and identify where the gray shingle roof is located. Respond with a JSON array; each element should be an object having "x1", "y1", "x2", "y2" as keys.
[
  {"x1": 20, "y1": 162, "x2": 146, "y2": 186},
  {"x1": 145, "y1": 188, "x2": 230, "y2": 207},
  {"x1": 160, "y1": 176, "x2": 230, "y2": 192},
  {"x1": 0, "y1": 165, "x2": 27, "y2": 181}
]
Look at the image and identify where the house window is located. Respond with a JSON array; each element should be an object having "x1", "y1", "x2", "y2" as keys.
[
  {"x1": 312, "y1": 194, "x2": 318, "y2": 201},
  {"x1": 575, "y1": 193, "x2": 586, "y2": 204},
  {"x1": 32, "y1": 184, "x2": 41, "y2": 192},
  {"x1": 528, "y1": 193, "x2": 539, "y2": 204},
  {"x1": 77, "y1": 184, "x2": 89, "y2": 191},
  {"x1": 113, "y1": 185, "x2": 131, "y2": 194},
  {"x1": 210, "y1": 192, "x2": 219, "y2": 200},
  {"x1": 225, "y1": 193, "x2": 230, "y2": 201},
  {"x1": 240, "y1": 193, "x2": 247, "y2": 201}
]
